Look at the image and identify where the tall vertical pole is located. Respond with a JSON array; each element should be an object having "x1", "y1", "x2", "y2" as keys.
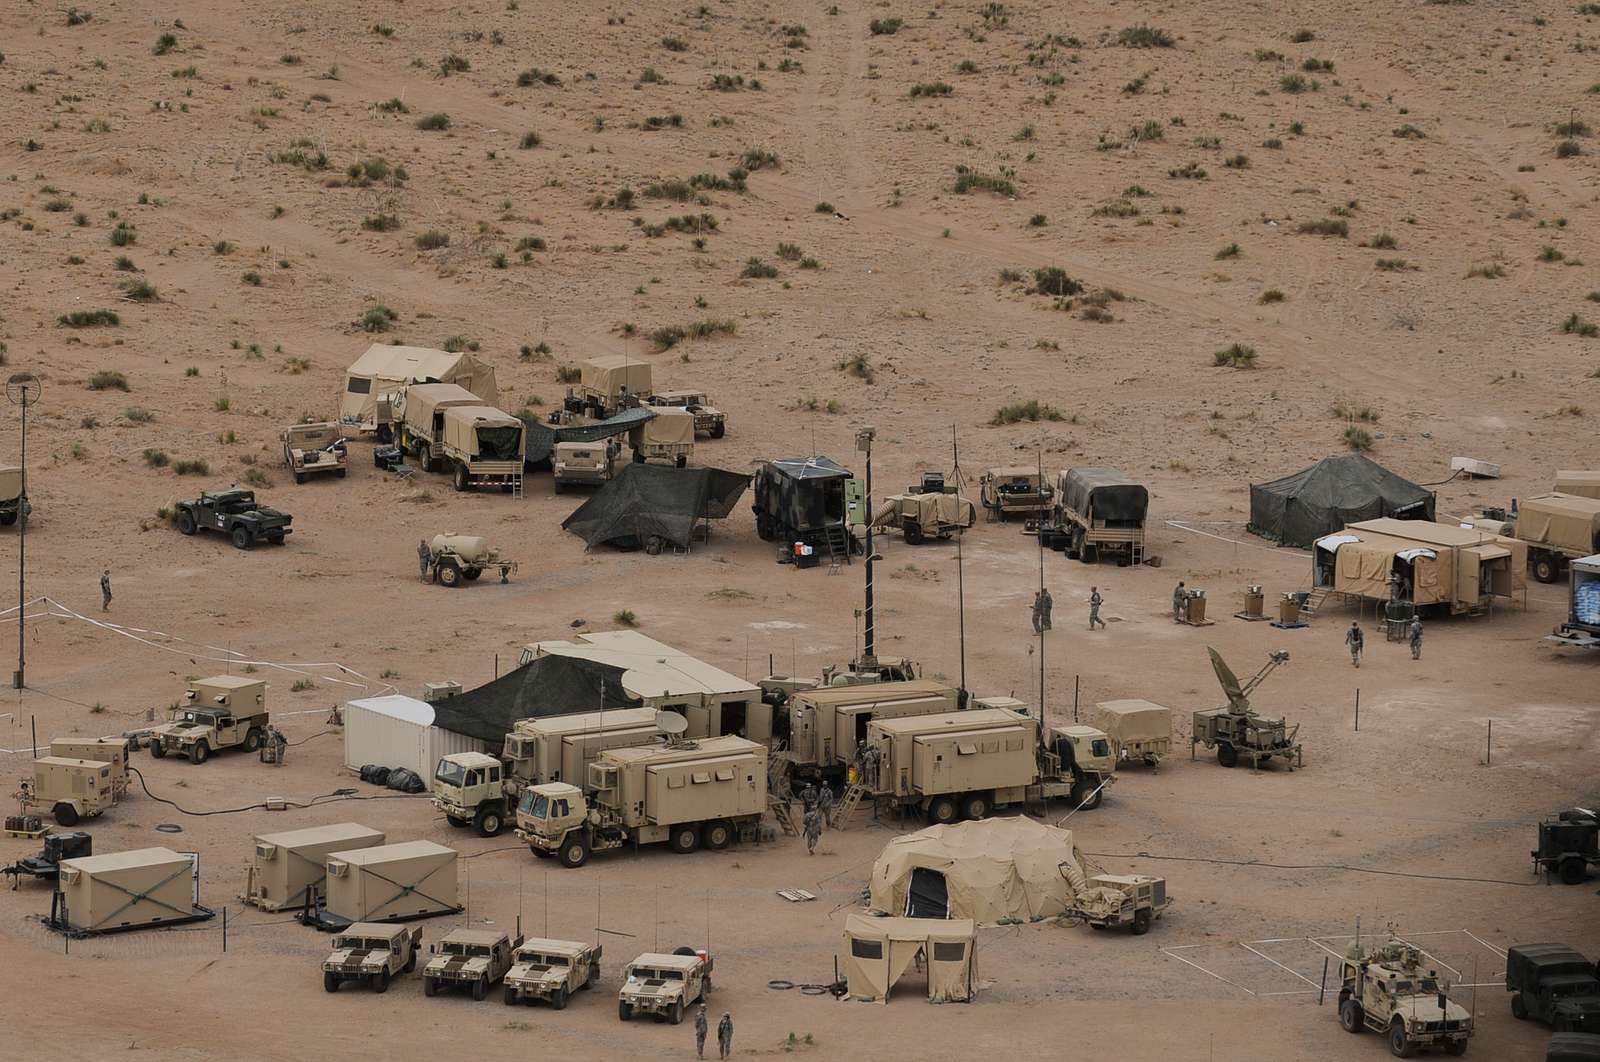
[
  {"x1": 862, "y1": 432, "x2": 874, "y2": 664},
  {"x1": 1037, "y1": 449, "x2": 1046, "y2": 727},
  {"x1": 14, "y1": 388, "x2": 26, "y2": 690},
  {"x1": 952, "y1": 426, "x2": 967, "y2": 699}
]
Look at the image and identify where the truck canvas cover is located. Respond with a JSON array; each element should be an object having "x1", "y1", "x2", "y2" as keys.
[
  {"x1": 1519, "y1": 494, "x2": 1600, "y2": 556},
  {"x1": 562, "y1": 464, "x2": 751, "y2": 551},
  {"x1": 1089, "y1": 700, "x2": 1171, "y2": 744},
  {"x1": 444, "y1": 406, "x2": 525, "y2": 460},
  {"x1": 1060, "y1": 468, "x2": 1148, "y2": 523},
  {"x1": 581, "y1": 355, "x2": 653, "y2": 398}
]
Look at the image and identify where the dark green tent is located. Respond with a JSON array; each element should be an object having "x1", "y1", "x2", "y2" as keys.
[{"x1": 1249, "y1": 454, "x2": 1434, "y2": 548}]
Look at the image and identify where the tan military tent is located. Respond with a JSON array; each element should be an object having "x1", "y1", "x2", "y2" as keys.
[
  {"x1": 869, "y1": 817, "x2": 1075, "y2": 925},
  {"x1": 841, "y1": 914, "x2": 976, "y2": 1004},
  {"x1": 340, "y1": 344, "x2": 498, "y2": 428}
]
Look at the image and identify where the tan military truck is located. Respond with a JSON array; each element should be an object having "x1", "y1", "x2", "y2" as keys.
[
  {"x1": 1051, "y1": 467, "x2": 1149, "y2": 565},
  {"x1": 1518, "y1": 493, "x2": 1600, "y2": 583},
  {"x1": 433, "y1": 751, "x2": 516, "y2": 837},
  {"x1": 979, "y1": 465, "x2": 1053, "y2": 522},
  {"x1": 779, "y1": 680, "x2": 960, "y2": 786},
  {"x1": 393, "y1": 383, "x2": 481, "y2": 472},
  {"x1": 629, "y1": 407, "x2": 695, "y2": 468},
  {"x1": 618, "y1": 950, "x2": 712, "y2": 1025},
  {"x1": 648, "y1": 389, "x2": 727, "y2": 439},
  {"x1": 1338, "y1": 939, "x2": 1473, "y2": 1056},
  {"x1": 552, "y1": 439, "x2": 619, "y2": 492},
  {"x1": 424, "y1": 534, "x2": 517, "y2": 588},
  {"x1": 149, "y1": 676, "x2": 269, "y2": 764},
  {"x1": 27, "y1": 757, "x2": 117, "y2": 826},
  {"x1": 516, "y1": 735, "x2": 767, "y2": 867},
  {"x1": 0, "y1": 465, "x2": 29, "y2": 527},
  {"x1": 1088, "y1": 699, "x2": 1173, "y2": 768},
  {"x1": 504, "y1": 937, "x2": 603, "y2": 1008},
  {"x1": 322, "y1": 922, "x2": 421, "y2": 994},
  {"x1": 568, "y1": 355, "x2": 654, "y2": 418},
  {"x1": 395, "y1": 383, "x2": 526, "y2": 493},
  {"x1": 501, "y1": 708, "x2": 665, "y2": 787},
  {"x1": 281, "y1": 421, "x2": 348, "y2": 484},
  {"x1": 423, "y1": 928, "x2": 525, "y2": 1001},
  {"x1": 49, "y1": 736, "x2": 130, "y2": 797}
]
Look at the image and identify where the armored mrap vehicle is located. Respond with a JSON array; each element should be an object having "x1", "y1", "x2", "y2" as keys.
[
  {"x1": 1337, "y1": 939, "x2": 1472, "y2": 1057},
  {"x1": 618, "y1": 950, "x2": 711, "y2": 1024},
  {"x1": 149, "y1": 676, "x2": 269, "y2": 764},
  {"x1": 504, "y1": 938, "x2": 603, "y2": 1008},
  {"x1": 174, "y1": 488, "x2": 292, "y2": 550},
  {"x1": 1506, "y1": 944, "x2": 1600, "y2": 1033},
  {"x1": 1191, "y1": 648, "x2": 1302, "y2": 769},
  {"x1": 281, "y1": 421, "x2": 347, "y2": 483},
  {"x1": 322, "y1": 922, "x2": 421, "y2": 993},
  {"x1": 422, "y1": 928, "x2": 523, "y2": 1001}
]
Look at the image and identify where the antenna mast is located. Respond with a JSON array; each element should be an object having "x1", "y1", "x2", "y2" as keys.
[{"x1": 952, "y1": 425, "x2": 968, "y2": 699}]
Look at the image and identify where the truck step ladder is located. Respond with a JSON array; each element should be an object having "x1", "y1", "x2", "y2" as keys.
[
  {"x1": 830, "y1": 783, "x2": 867, "y2": 828},
  {"x1": 769, "y1": 799, "x2": 800, "y2": 837},
  {"x1": 821, "y1": 524, "x2": 852, "y2": 567},
  {"x1": 1299, "y1": 588, "x2": 1331, "y2": 616}
]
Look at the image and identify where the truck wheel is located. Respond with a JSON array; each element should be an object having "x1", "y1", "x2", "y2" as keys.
[
  {"x1": 52, "y1": 801, "x2": 80, "y2": 827},
  {"x1": 559, "y1": 837, "x2": 590, "y2": 868},
  {"x1": 231, "y1": 525, "x2": 254, "y2": 550},
  {"x1": 423, "y1": 976, "x2": 437, "y2": 997},
  {"x1": 374, "y1": 969, "x2": 391, "y2": 994},
  {"x1": 1531, "y1": 552, "x2": 1559, "y2": 583},
  {"x1": 755, "y1": 516, "x2": 775, "y2": 542},
  {"x1": 928, "y1": 796, "x2": 959, "y2": 825},
  {"x1": 472, "y1": 977, "x2": 487, "y2": 1002},
  {"x1": 242, "y1": 729, "x2": 261, "y2": 753},
  {"x1": 504, "y1": 985, "x2": 517, "y2": 1006},
  {"x1": 675, "y1": 454, "x2": 687, "y2": 469},
  {"x1": 553, "y1": 986, "x2": 568, "y2": 1010},
  {"x1": 1131, "y1": 909, "x2": 1152, "y2": 936},
  {"x1": 961, "y1": 793, "x2": 989, "y2": 821},
  {"x1": 1339, "y1": 999, "x2": 1363, "y2": 1033},
  {"x1": 618, "y1": 1001, "x2": 632, "y2": 1021},
  {"x1": 338, "y1": 468, "x2": 348, "y2": 479},
  {"x1": 1511, "y1": 991, "x2": 1528, "y2": 1019},
  {"x1": 417, "y1": 444, "x2": 432, "y2": 473},
  {"x1": 709, "y1": 421, "x2": 725, "y2": 439},
  {"x1": 404, "y1": 949, "x2": 417, "y2": 974},
  {"x1": 150, "y1": 741, "x2": 167, "y2": 759},
  {"x1": 453, "y1": 464, "x2": 470, "y2": 493},
  {"x1": 437, "y1": 560, "x2": 462, "y2": 588},
  {"x1": 1216, "y1": 743, "x2": 1239, "y2": 769},
  {"x1": 1080, "y1": 543, "x2": 1099, "y2": 565},
  {"x1": 475, "y1": 807, "x2": 504, "y2": 838},
  {"x1": 1071, "y1": 779, "x2": 1104, "y2": 810},
  {"x1": 1444, "y1": 1041, "x2": 1467, "y2": 1057},
  {"x1": 446, "y1": 814, "x2": 469, "y2": 828},
  {"x1": 670, "y1": 1000, "x2": 683, "y2": 1025},
  {"x1": 1559, "y1": 856, "x2": 1587, "y2": 885},
  {"x1": 190, "y1": 741, "x2": 210, "y2": 765},
  {"x1": 702, "y1": 820, "x2": 733, "y2": 850},
  {"x1": 0, "y1": 510, "x2": 14, "y2": 527},
  {"x1": 1388, "y1": 1021, "x2": 1416, "y2": 1058},
  {"x1": 294, "y1": 472, "x2": 306, "y2": 485},
  {"x1": 324, "y1": 972, "x2": 339, "y2": 993},
  {"x1": 585, "y1": 963, "x2": 599, "y2": 989},
  {"x1": 176, "y1": 510, "x2": 197, "y2": 535},
  {"x1": 669, "y1": 824, "x2": 701, "y2": 854},
  {"x1": 904, "y1": 520, "x2": 925, "y2": 546},
  {"x1": 632, "y1": 449, "x2": 645, "y2": 464},
  {"x1": 552, "y1": 480, "x2": 566, "y2": 495}
]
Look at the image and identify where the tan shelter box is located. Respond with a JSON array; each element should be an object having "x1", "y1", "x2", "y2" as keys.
[
  {"x1": 503, "y1": 707, "x2": 663, "y2": 785},
  {"x1": 581, "y1": 355, "x2": 653, "y2": 401},
  {"x1": 56, "y1": 847, "x2": 200, "y2": 934},
  {"x1": 49, "y1": 736, "x2": 129, "y2": 794},
  {"x1": 841, "y1": 914, "x2": 976, "y2": 1004},
  {"x1": 247, "y1": 822, "x2": 385, "y2": 911},
  {"x1": 1089, "y1": 700, "x2": 1172, "y2": 763},
  {"x1": 324, "y1": 840, "x2": 459, "y2": 923},
  {"x1": 341, "y1": 344, "x2": 498, "y2": 426},
  {"x1": 870, "y1": 817, "x2": 1075, "y2": 924},
  {"x1": 1554, "y1": 471, "x2": 1600, "y2": 500},
  {"x1": 788, "y1": 680, "x2": 959, "y2": 769},
  {"x1": 0, "y1": 465, "x2": 20, "y2": 500}
]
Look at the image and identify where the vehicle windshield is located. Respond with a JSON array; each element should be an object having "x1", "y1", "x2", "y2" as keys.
[
  {"x1": 1091, "y1": 739, "x2": 1110, "y2": 757},
  {"x1": 435, "y1": 760, "x2": 467, "y2": 787},
  {"x1": 1418, "y1": 979, "x2": 1439, "y2": 993},
  {"x1": 519, "y1": 791, "x2": 549, "y2": 817},
  {"x1": 443, "y1": 942, "x2": 491, "y2": 957},
  {"x1": 337, "y1": 937, "x2": 389, "y2": 951}
]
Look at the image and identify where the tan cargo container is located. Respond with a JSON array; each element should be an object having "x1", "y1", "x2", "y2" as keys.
[
  {"x1": 324, "y1": 840, "x2": 460, "y2": 923},
  {"x1": 1518, "y1": 493, "x2": 1600, "y2": 582},
  {"x1": 1554, "y1": 471, "x2": 1600, "y2": 500},
  {"x1": 785, "y1": 680, "x2": 960, "y2": 777},
  {"x1": 54, "y1": 847, "x2": 203, "y2": 935},
  {"x1": 245, "y1": 822, "x2": 386, "y2": 911},
  {"x1": 1088, "y1": 699, "x2": 1173, "y2": 766},
  {"x1": 48, "y1": 736, "x2": 129, "y2": 796},
  {"x1": 502, "y1": 708, "x2": 664, "y2": 786}
]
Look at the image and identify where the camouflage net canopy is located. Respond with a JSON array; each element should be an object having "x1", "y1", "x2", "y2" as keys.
[
  {"x1": 561, "y1": 464, "x2": 751, "y2": 552},
  {"x1": 429, "y1": 656, "x2": 642, "y2": 744}
]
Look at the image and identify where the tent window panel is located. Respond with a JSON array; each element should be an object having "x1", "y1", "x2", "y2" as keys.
[
  {"x1": 932, "y1": 942, "x2": 966, "y2": 962},
  {"x1": 851, "y1": 939, "x2": 883, "y2": 960},
  {"x1": 346, "y1": 378, "x2": 372, "y2": 394}
]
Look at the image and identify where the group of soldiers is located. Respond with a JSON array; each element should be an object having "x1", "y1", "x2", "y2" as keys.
[
  {"x1": 693, "y1": 1004, "x2": 734, "y2": 1059},
  {"x1": 797, "y1": 780, "x2": 832, "y2": 854},
  {"x1": 1345, "y1": 617, "x2": 1423, "y2": 666},
  {"x1": 1030, "y1": 586, "x2": 1109, "y2": 632}
]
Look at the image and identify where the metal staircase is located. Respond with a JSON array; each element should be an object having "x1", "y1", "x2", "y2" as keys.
[
  {"x1": 821, "y1": 524, "x2": 851, "y2": 566},
  {"x1": 830, "y1": 783, "x2": 867, "y2": 829},
  {"x1": 770, "y1": 799, "x2": 799, "y2": 836}
]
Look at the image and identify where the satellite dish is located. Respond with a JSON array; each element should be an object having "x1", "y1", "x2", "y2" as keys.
[{"x1": 655, "y1": 711, "x2": 688, "y2": 736}]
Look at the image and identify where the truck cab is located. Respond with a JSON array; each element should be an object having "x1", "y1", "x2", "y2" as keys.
[
  {"x1": 1338, "y1": 940, "x2": 1472, "y2": 1056},
  {"x1": 1507, "y1": 944, "x2": 1600, "y2": 1033},
  {"x1": 432, "y1": 751, "x2": 514, "y2": 836},
  {"x1": 515, "y1": 782, "x2": 589, "y2": 866},
  {"x1": 423, "y1": 929, "x2": 523, "y2": 1001},
  {"x1": 1050, "y1": 724, "x2": 1116, "y2": 808},
  {"x1": 618, "y1": 951, "x2": 711, "y2": 1025},
  {"x1": 322, "y1": 922, "x2": 420, "y2": 994}
]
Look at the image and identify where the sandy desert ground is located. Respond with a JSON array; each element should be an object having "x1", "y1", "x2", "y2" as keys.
[{"x1": 0, "y1": 0, "x2": 1597, "y2": 1058}]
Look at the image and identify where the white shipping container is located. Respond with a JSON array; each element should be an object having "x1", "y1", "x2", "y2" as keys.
[{"x1": 344, "y1": 695, "x2": 486, "y2": 779}]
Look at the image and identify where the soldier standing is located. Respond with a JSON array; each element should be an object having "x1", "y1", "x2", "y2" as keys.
[
  {"x1": 864, "y1": 745, "x2": 880, "y2": 790},
  {"x1": 1409, "y1": 616, "x2": 1423, "y2": 660},
  {"x1": 1172, "y1": 581, "x2": 1187, "y2": 623},
  {"x1": 100, "y1": 569, "x2": 112, "y2": 612},
  {"x1": 1345, "y1": 621, "x2": 1364, "y2": 668},
  {"x1": 694, "y1": 1004, "x2": 709, "y2": 1059},
  {"x1": 1088, "y1": 587, "x2": 1106, "y2": 631},
  {"x1": 717, "y1": 1012, "x2": 734, "y2": 1060},
  {"x1": 818, "y1": 783, "x2": 835, "y2": 822},
  {"x1": 417, "y1": 538, "x2": 432, "y2": 582},
  {"x1": 803, "y1": 807, "x2": 822, "y2": 855},
  {"x1": 1030, "y1": 590, "x2": 1045, "y2": 635},
  {"x1": 799, "y1": 781, "x2": 819, "y2": 812}
]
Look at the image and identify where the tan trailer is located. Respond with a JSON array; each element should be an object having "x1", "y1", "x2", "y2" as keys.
[
  {"x1": 323, "y1": 840, "x2": 461, "y2": 924},
  {"x1": 48, "y1": 736, "x2": 129, "y2": 796},
  {"x1": 245, "y1": 822, "x2": 386, "y2": 911},
  {"x1": 1554, "y1": 471, "x2": 1600, "y2": 501},
  {"x1": 1518, "y1": 493, "x2": 1600, "y2": 583},
  {"x1": 628, "y1": 407, "x2": 695, "y2": 468},
  {"x1": 30, "y1": 756, "x2": 117, "y2": 826},
  {"x1": 502, "y1": 708, "x2": 665, "y2": 786},
  {"x1": 783, "y1": 680, "x2": 960, "y2": 780},
  {"x1": 1088, "y1": 700, "x2": 1173, "y2": 767},
  {"x1": 50, "y1": 847, "x2": 212, "y2": 936}
]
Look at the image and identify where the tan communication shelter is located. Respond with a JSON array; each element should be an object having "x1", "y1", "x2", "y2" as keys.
[
  {"x1": 324, "y1": 840, "x2": 459, "y2": 923},
  {"x1": 1088, "y1": 700, "x2": 1172, "y2": 764},
  {"x1": 56, "y1": 847, "x2": 198, "y2": 934},
  {"x1": 871, "y1": 708, "x2": 1035, "y2": 801},
  {"x1": 1315, "y1": 519, "x2": 1519, "y2": 614},
  {"x1": 869, "y1": 818, "x2": 1076, "y2": 924},
  {"x1": 841, "y1": 914, "x2": 976, "y2": 1004},
  {"x1": 787, "y1": 680, "x2": 958, "y2": 770},
  {"x1": 502, "y1": 707, "x2": 663, "y2": 786},
  {"x1": 580, "y1": 354, "x2": 653, "y2": 403},
  {"x1": 1554, "y1": 471, "x2": 1600, "y2": 500},
  {"x1": 246, "y1": 822, "x2": 386, "y2": 911},
  {"x1": 49, "y1": 736, "x2": 129, "y2": 795},
  {"x1": 341, "y1": 344, "x2": 498, "y2": 427}
]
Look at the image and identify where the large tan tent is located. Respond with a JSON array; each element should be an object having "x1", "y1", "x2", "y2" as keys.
[
  {"x1": 340, "y1": 344, "x2": 498, "y2": 429},
  {"x1": 869, "y1": 817, "x2": 1075, "y2": 925},
  {"x1": 841, "y1": 914, "x2": 976, "y2": 1004}
]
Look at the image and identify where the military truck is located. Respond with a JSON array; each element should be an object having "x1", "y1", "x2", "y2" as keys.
[
  {"x1": 1191, "y1": 648, "x2": 1302, "y2": 770},
  {"x1": 424, "y1": 534, "x2": 517, "y2": 588},
  {"x1": 0, "y1": 465, "x2": 28, "y2": 527},
  {"x1": 1518, "y1": 493, "x2": 1600, "y2": 583},
  {"x1": 501, "y1": 708, "x2": 664, "y2": 788},
  {"x1": 504, "y1": 938, "x2": 603, "y2": 1008},
  {"x1": 149, "y1": 675, "x2": 269, "y2": 764},
  {"x1": 752, "y1": 456, "x2": 855, "y2": 560},
  {"x1": 515, "y1": 734, "x2": 766, "y2": 868},
  {"x1": 1058, "y1": 860, "x2": 1170, "y2": 935},
  {"x1": 423, "y1": 928, "x2": 524, "y2": 1001},
  {"x1": 392, "y1": 383, "x2": 481, "y2": 471},
  {"x1": 1533, "y1": 808, "x2": 1599, "y2": 885},
  {"x1": 618, "y1": 950, "x2": 712, "y2": 1024},
  {"x1": 322, "y1": 922, "x2": 421, "y2": 993},
  {"x1": 395, "y1": 383, "x2": 526, "y2": 493},
  {"x1": 1051, "y1": 467, "x2": 1149, "y2": 565},
  {"x1": 552, "y1": 439, "x2": 619, "y2": 492},
  {"x1": 174, "y1": 488, "x2": 292, "y2": 550},
  {"x1": 873, "y1": 492, "x2": 975, "y2": 544},
  {"x1": 648, "y1": 389, "x2": 727, "y2": 439},
  {"x1": 27, "y1": 757, "x2": 117, "y2": 826},
  {"x1": 1548, "y1": 556, "x2": 1600, "y2": 651},
  {"x1": 1506, "y1": 944, "x2": 1600, "y2": 1033},
  {"x1": 1088, "y1": 699, "x2": 1172, "y2": 768},
  {"x1": 776, "y1": 680, "x2": 960, "y2": 786},
  {"x1": 280, "y1": 421, "x2": 348, "y2": 484},
  {"x1": 433, "y1": 751, "x2": 515, "y2": 836},
  {"x1": 567, "y1": 355, "x2": 653, "y2": 418},
  {"x1": 1550, "y1": 1034, "x2": 1600, "y2": 1062},
  {"x1": 1337, "y1": 939, "x2": 1473, "y2": 1057},
  {"x1": 628, "y1": 407, "x2": 694, "y2": 468},
  {"x1": 978, "y1": 466, "x2": 1053, "y2": 522}
]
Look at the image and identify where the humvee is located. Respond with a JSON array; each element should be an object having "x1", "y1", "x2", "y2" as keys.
[
  {"x1": 1506, "y1": 944, "x2": 1600, "y2": 1033},
  {"x1": 174, "y1": 488, "x2": 292, "y2": 550},
  {"x1": 618, "y1": 950, "x2": 711, "y2": 1025},
  {"x1": 322, "y1": 922, "x2": 421, "y2": 994},
  {"x1": 281, "y1": 421, "x2": 348, "y2": 484},
  {"x1": 1533, "y1": 808, "x2": 1599, "y2": 885},
  {"x1": 149, "y1": 676, "x2": 269, "y2": 764},
  {"x1": 504, "y1": 938, "x2": 603, "y2": 1008},
  {"x1": 648, "y1": 390, "x2": 727, "y2": 439},
  {"x1": 1338, "y1": 939, "x2": 1473, "y2": 1057},
  {"x1": 422, "y1": 929, "x2": 524, "y2": 1001},
  {"x1": 552, "y1": 440, "x2": 617, "y2": 492}
]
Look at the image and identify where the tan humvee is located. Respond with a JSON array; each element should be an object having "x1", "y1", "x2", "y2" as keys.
[
  {"x1": 504, "y1": 938, "x2": 603, "y2": 1008},
  {"x1": 979, "y1": 466, "x2": 1053, "y2": 521},
  {"x1": 648, "y1": 389, "x2": 726, "y2": 439},
  {"x1": 1338, "y1": 939, "x2": 1473, "y2": 1056},
  {"x1": 618, "y1": 950, "x2": 711, "y2": 1024},
  {"x1": 149, "y1": 676, "x2": 268, "y2": 764},
  {"x1": 29, "y1": 756, "x2": 117, "y2": 826},
  {"x1": 423, "y1": 928, "x2": 524, "y2": 1001},
  {"x1": 281, "y1": 421, "x2": 348, "y2": 483},
  {"x1": 322, "y1": 922, "x2": 421, "y2": 994},
  {"x1": 552, "y1": 440, "x2": 617, "y2": 492}
]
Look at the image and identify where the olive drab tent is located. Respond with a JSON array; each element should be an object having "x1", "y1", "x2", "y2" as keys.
[
  {"x1": 869, "y1": 818, "x2": 1077, "y2": 925},
  {"x1": 340, "y1": 344, "x2": 498, "y2": 429},
  {"x1": 1249, "y1": 454, "x2": 1434, "y2": 548},
  {"x1": 841, "y1": 914, "x2": 976, "y2": 1004}
]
